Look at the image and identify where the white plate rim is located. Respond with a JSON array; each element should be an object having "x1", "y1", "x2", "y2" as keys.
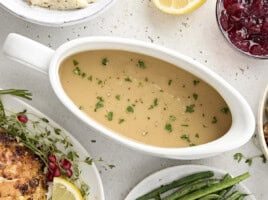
[
  {"x1": 125, "y1": 164, "x2": 255, "y2": 200},
  {"x1": 257, "y1": 83, "x2": 268, "y2": 160},
  {"x1": 0, "y1": 0, "x2": 116, "y2": 27},
  {"x1": 0, "y1": 94, "x2": 105, "y2": 200}
]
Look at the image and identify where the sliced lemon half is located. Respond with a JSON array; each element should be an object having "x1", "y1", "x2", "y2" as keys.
[
  {"x1": 52, "y1": 177, "x2": 84, "y2": 200},
  {"x1": 152, "y1": 0, "x2": 207, "y2": 15}
]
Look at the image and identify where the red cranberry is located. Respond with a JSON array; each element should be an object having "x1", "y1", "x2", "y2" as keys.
[
  {"x1": 49, "y1": 162, "x2": 56, "y2": 170},
  {"x1": 17, "y1": 115, "x2": 28, "y2": 123},
  {"x1": 66, "y1": 169, "x2": 73, "y2": 177},
  {"x1": 60, "y1": 159, "x2": 72, "y2": 170},
  {"x1": 53, "y1": 167, "x2": 61, "y2": 177},
  {"x1": 46, "y1": 171, "x2": 54, "y2": 182},
  {"x1": 48, "y1": 155, "x2": 57, "y2": 163}
]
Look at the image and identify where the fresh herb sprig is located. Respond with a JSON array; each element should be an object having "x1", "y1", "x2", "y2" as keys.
[
  {"x1": 0, "y1": 90, "x2": 91, "y2": 198},
  {"x1": 0, "y1": 89, "x2": 32, "y2": 100}
]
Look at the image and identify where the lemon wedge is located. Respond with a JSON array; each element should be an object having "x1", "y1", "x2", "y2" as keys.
[
  {"x1": 52, "y1": 177, "x2": 83, "y2": 200},
  {"x1": 152, "y1": 0, "x2": 206, "y2": 15}
]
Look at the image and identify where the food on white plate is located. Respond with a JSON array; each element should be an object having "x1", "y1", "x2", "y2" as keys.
[
  {"x1": 59, "y1": 50, "x2": 232, "y2": 148},
  {"x1": 26, "y1": 0, "x2": 95, "y2": 10},
  {"x1": 136, "y1": 171, "x2": 250, "y2": 200},
  {"x1": 0, "y1": 128, "x2": 47, "y2": 199},
  {"x1": 0, "y1": 89, "x2": 90, "y2": 199}
]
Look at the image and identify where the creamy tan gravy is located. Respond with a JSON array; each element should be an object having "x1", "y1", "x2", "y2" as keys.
[{"x1": 59, "y1": 50, "x2": 232, "y2": 148}]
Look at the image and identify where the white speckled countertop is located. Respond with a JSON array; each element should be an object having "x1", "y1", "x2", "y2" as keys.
[{"x1": 0, "y1": 1, "x2": 268, "y2": 199}]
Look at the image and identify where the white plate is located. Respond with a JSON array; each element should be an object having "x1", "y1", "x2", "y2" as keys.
[
  {"x1": 0, "y1": 0, "x2": 116, "y2": 27},
  {"x1": 257, "y1": 83, "x2": 268, "y2": 160},
  {"x1": 0, "y1": 94, "x2": 105, "y2": 200},
  {"x1": 125, "y1": 165, "x2": 255, "y2": 200}
]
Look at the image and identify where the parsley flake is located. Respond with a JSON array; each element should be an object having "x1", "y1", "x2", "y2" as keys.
[
  {"x1": 106, "y1": 112, "x2": 113, "y2": 121},
  {"x1": 165, "y1": 123, "x2": 172, "y2": 132},
  {"x1": 138, "y1": 60, "x2": 146, "y2": 69},
  {"x1": 126, "y1": 106, "x2": 134, "y2": 113},
  {"x1": 185, "y1": 104, "x2": 195, "y2": 113},
  {"x1": 102, "y1": 58, "x2": 108, "y2": 66}
]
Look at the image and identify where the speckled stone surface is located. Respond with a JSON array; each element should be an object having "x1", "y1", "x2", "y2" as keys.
[{"x1": 0, "y1": 1, "x2": 268, "y2": 200}]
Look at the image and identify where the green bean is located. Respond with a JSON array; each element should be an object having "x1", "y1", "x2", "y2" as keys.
[
  {"x1": 219, "y1": 186, "x2": 233, "y2": 197},
  {"x1": 236, "y1": 195, "x2": 247, "y2": 200},
  {"x1": 136, "y1": 171, "x2": 214, "y2": 200},
  {"x1": 176, "y1": 172, "x2": 250, "y2": 200},
  {"x1": 155, "y1": 194, "x2": 161, "y2": 200},
  {"x1": 163, "y1": 179, "x2": 219, "y2": 200},
  {"x1": 224, "y1": 191, "x2": 241, "y2": 200},
  {"x1": 199, "y1": 194, "x2": 220, "y2": 200}
]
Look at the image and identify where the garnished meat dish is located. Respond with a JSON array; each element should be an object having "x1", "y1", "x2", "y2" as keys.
[{"x1": 0, "y1": 128, "x2": 47, "y2": 199}]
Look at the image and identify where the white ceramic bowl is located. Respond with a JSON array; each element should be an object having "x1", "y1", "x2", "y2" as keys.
[
  {"x1": 2, "y1": 33, "x2": 256, "y2": 160},
  {"x1": 125, "y1": 165, "x2": 255, "y2": 200},
  {"x1": 0, "y1": 0, "x2": 116, "y2": 26},
  {"x1": 257, "y1": 83, "x2": 268, "y2": 159}
]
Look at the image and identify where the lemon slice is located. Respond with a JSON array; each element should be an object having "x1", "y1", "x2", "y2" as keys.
[
  {"x1": 52, "y1": 177, "x2": 83, "y2": 200},
  {"x1": 152, "y1": 0, "x2": 206, "y2": 15}
]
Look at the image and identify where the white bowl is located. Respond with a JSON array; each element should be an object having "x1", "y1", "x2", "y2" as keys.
[
  {"x1": 0, "y1": 0, "x2": 116, "y2": 26},
  {"x1": 125, "y1": 165, "x2": 255, "y2": 200},
  {"x1": 257, "y1": 83, "x2": 268, "y2": 159},
  {"x1": 2, "y1": 33, "x2": 256, "y2": 160}
]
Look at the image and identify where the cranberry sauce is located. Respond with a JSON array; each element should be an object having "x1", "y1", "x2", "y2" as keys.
[{"x1": 219, "y1": 0, "x2": 268, "y2": 57}]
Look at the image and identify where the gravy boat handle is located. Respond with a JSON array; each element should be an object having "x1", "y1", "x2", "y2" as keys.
[{"x1": 2, "y1": 33, "x2": 55, "y2": 74}]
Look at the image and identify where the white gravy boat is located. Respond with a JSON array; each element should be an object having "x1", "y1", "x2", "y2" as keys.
[{"x1": 3, "y1": 33, "x2": 255, "y2": 159}]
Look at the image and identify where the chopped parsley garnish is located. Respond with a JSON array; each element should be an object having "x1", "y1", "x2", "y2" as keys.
[
  {"x1": 148, "y1": 98, "x2": 158, "y2": 110},
  {"x1": 81, "y1": 72, "x2": 86, "y2": 78},
  {"x1": 145, "y1": 77, "x2": 148, "y2": 82},
  {"x1": 195, "y1": 133, "x2": 200, "y2": 138},
  {"x1": 168, "y1": 79, "x2": 173, "y2": 86},
  {"x1": 73, "y1": 67, "x2": 81, "y2": 75},
  {"x1": 192, "y1": 93, "x2": 198, "y2": 100},
  {"x1": 221, "y1": 107, "x2": 230, "y2": 114},
  {"x1": 87, "y1": 75, "x2": 92, "y2": 81},
  {"x1": 106, "y1": 112, "x2": 113, "y2": 121},
  {"x1": 160, "y1": 89, "x2": 164, "y2": 92},
  {"x1": 102, "y1": 58, "x2": 108, "y2": 66},
  {"x1": 138, "y1": 60, "x2": 146, "y2": 69},
  {"x1": 125, "y1": 77, "x2": 132, "y2": 82},
  {"x1": 185, "y1": 104, "x2": 195, "y2": 113},
  {"x1": 94, "y1": 97, "x2": 104, "y2": 112},
  {"x1": 165, "y1": 123, "x2": 172, "y2": 132},
  {"x1": 169, "y1": 115, "x2": 176, "y2": 121},
  {"x1": 84, "y1": 157, "x2": 93, "y2": 165},
  {"x1": 193, "y1": 80, "x2": 200, "y2": 86},
  {"x1": 180, "y1": 134, "x2": 191, "y2": 143},
  {"x1": 233, "y1": 153, "x2": 267, "y2": 166},
  {"x1": 98, "y1": 80, "x2": 103, "y2": 85},
  {"x1": 115, "y1": 95, "x2": 121, "y2": 100},
  {"x1": 211, "y1": 116, "x2": 218, "y2": 124},
  {"x1": 126, "y1": 106, "x2": 134, "y2": 113},
  {"x1": 118, "y1": 118, "x2": 125, "y2": 124},
  {"x1": 73, "y1": 59, "x2": 79, "y2": 66},
  {"x1": 79, "y1": 105, "x2": 83, "y2": 110}
]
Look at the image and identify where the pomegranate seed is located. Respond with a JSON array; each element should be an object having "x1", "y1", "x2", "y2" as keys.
[
  {"x1": 46, "y1": 171, "x2": 54, "y2": 182},
  {"x1": 48, "y1": 155, "x2": 57, "y2": 163},
  {"x1": 17, "y1": 115, "x2": 28, "y2": 123},
  {"x1": 49, "y1": 162, "x2": 56, "y2": 170},
  {"x1": 53, "y1": 167, "x2": 61, "y2": 177},
  {"x1": 60, "y1": 159, "x2": 72, "y2": 170},
  {"x1": 66, "y1": 169, "x2": 73, "y2": 177}
]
